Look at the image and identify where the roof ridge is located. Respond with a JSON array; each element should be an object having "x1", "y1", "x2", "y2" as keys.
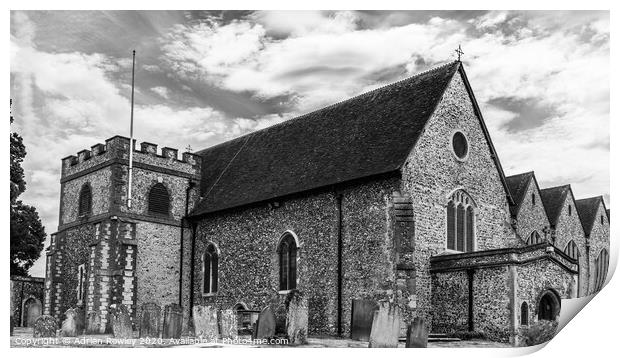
[{"x1": 197, "y1": 60, "x2": 459, "y2": 155}]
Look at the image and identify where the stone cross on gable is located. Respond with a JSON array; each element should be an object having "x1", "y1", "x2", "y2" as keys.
[
  {"x1": 455, "y1": 45, "x2": 464, "y2": 61},
  {"x1": 185, "y1": 144, "x2": 193, "y2": 153}
]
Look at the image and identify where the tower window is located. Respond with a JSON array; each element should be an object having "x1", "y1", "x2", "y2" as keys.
[
  {"x1": 76, "y1": 263, "x2": 86, "y2": 304},
  {"x1": 148, "y1": 183, "x2": 170, "y2": 215},
  {"x1": 601, "y1": 215, "x2": 604, "y2": 225},
  {"x1": 531, "y1": 192, "x2": 536, "y2": 206},
  {"x1": 568, "y1": 205, "x2": 572, "y2": 216},
  {"x1": 78, "y1": 184, "x2": 92, "y2": 216}
]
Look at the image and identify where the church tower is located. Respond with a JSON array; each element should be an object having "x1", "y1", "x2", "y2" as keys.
[{"x1": 44, "y1": 136, "x2": 200, "y2": 332}]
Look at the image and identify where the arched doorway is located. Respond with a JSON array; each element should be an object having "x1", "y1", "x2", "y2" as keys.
[
  {"x1": 538, "y1": 291, "x2": 560, "y2": 321},
  {"x1": 22, "y1": 297, "x2": 42, "y2": 327}
]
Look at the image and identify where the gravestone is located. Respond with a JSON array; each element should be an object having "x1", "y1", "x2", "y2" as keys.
[
  {"x1": 254, "y1": 306, "x2": 276, "y2": 339},
  {"x1": 285, "y1": 291, "x2": 308, "y2": 345},
  {"x1": 405, "y1": 317, "x2": 428, "y2": 348},
  {"x1": 60, "y1": 308, "x2": 78, "y2": 337},
  {"x1": 33, "y1": 315, "x2": 58, "y2": 338},
  {"x1": 368, "y1": 302, "x2": 401, "y2": 348},
  {"x1": 220, "y1": 309, "x2": 238, "y2": 340},
  {"x1": 163, "y1": 303, "x2": 183, "y2": 339},
  {"x1": 351, "y1": 299, "x2": 379, "y2": 341},
  {"x1": 86, "y1": 311, "x2": 102, "y2": 334},
  {"x1": 74, "y1": 307, "x2": 85, "y2": 335},
  {"x1": 192, "y1": 306, "x2": 219, "y2": 341},
  {"x1": 109, "y1": 304, "x2": 133, "y2": 339},
  {"x1": 139, "y1": 302, "x2": 161, "y2": 338}
]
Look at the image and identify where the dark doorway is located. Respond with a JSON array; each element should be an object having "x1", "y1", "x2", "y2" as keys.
[{"x1": 538, "y1": 292, "x2": 559, "y2": 321}]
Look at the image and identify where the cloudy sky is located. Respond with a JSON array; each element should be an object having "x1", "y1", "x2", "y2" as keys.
[{"x1": 10, "y1": 10, "x2": 609, "y2": 277}]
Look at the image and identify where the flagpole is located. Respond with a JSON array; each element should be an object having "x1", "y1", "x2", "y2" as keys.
[{"x1": 127, "y1": 50, "x2": 136, "y2": 209}]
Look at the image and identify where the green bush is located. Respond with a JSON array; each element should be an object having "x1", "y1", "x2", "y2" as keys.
[{"x1": 520, "y1": 320, "x2": 558, "y2": 346}]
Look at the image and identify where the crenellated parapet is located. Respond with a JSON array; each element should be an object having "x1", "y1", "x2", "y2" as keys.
[{"x1": 61, "y1": 135, "x2": 201, "y2": 179}]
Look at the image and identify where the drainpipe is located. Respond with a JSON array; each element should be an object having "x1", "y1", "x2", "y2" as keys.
[
  {"x1": 336, "y1": 193, "x2": 344, "y2": 336},
  {"x1": 189, "y1": 221, "x2": 198, "y2": 318},
  {"x1": 178, "y1": 181, "x2": 196, "y2": 307}
]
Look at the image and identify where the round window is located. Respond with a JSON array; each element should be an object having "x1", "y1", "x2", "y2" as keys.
[{"x1": 452, "y1": 132, "x2": 468, "y2": 159}]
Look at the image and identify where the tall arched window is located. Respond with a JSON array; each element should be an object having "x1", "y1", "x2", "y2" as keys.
[
  {"x1": 531, "y1": 192, "x2": 536, "y2": 206},
  {"x1": 278, "y1": 233, "x2": 298, "y2": 291},
  {"x1": 526, "y1": 231, "x2": 543, "y2": 245},
  {"x1": 594, "y1": 249, "x2": 609, "y2": 292},
  {"x1": 446, "y1": 190, "x2": 476, "y2": 252},
  {"x1": 564, "y1": 240, "x2": 579, "y2": 260},
  {"x1": 520, "y1": 302, "x2": 529, "y2": 326},
  {"x1": 148, "y1": 183, "x2": 170, "y2": 215},
  {"x1": 78, "y1": 183, "x2": 92, "y2": 216},
  {"x1": 202, "y1": 243, "x2": 218, "y2": 294}
]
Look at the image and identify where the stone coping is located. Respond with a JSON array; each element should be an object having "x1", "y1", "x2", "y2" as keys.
[{"x1": 430, "y1": 243, "x2": 578, "y2": 274}]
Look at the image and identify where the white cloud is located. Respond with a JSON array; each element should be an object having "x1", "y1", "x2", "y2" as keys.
[{"x1": 150, "y1": 86, "x2": 170, "y2": 99}]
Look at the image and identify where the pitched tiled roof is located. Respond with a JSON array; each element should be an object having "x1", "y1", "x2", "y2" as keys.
[
  {"x1": 190, "y1": 61, "x2": 461, "y2": 216},
  {"x1": 505, "y1": 171, "x2": 534, "y2": 216},
  {"x1": 540, "y1": 185, "x2": 571, "y2": 227},
  {"x1": 576, "y1": 196, "x2": 604, "y2": 236}
]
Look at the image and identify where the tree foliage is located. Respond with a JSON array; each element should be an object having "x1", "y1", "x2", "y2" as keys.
[{"x1": 10, "y1": 100, "x2": 46, "y2": 276}]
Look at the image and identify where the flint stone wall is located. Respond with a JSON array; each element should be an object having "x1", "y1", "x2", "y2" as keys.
[
  {"x1": 513, "y1": 178, "x2": 551, "y2": 243},
  {"x1": 191, "y1": 176, "x2": 399, "y2": 336},
  {"x1": 401, "y1": 70, "x2": 519, "y2": 330}
]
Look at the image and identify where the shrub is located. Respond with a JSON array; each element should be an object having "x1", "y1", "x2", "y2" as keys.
[{"x1": 520, "y1": 320, "x2": 558, "y2": 346}]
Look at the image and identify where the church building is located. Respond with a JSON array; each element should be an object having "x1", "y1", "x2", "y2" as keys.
[{"x1": 44, "y1": 61, "x2": 610, "y2": 345}]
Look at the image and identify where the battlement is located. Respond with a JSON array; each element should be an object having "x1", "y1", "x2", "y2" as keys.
[{"x1": 61, "y1": 135, "x2": 201, "y2": 178}]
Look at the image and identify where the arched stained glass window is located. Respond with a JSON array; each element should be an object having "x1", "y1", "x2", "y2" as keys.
[
  {"x1": 520, "y1": 302, "x2": 529, "y2": 326},
  {"x1": 526, "y1": 231, "x2": 543, "y2": 245},
  {"x1": 278, "y1": 234, "x2": 297, "y2": 291},
  {"x1": 594, "y1": 249, "x2": 609, "y2": 292},
  {"x1": 202, "y1": 243, "x2": 218, "y2": 294},
  {"x1": 564, "y1": 240, "x2": 579, "y2": 260},
  {"x1": 446, "y1": 190, "x2": 476, "y2": 252}
]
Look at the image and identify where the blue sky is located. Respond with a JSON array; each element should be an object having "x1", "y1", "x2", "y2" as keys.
[{"x1": 10, "y1": 10, "x2": 609, "y2": 276}]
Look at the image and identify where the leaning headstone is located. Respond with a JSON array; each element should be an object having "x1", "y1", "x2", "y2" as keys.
[
  {"x1": 109, "y1": 304, "x2": 133, "y2": 339},
  {"x1": 139, "y1": 302, "x2": 161, "y2": 338},
  {"x1": 285, "y1": 291, "x2": 308, "y2": 345},
  {"x1": 192, "y1": 306, "x2": 219, "y2": 341},
  {"x1": 254, "y1": 306, "x2": 276, "y2": 339},
  {"x1": 220, "y1": 309, "x2": 238, "y2": 340},
  {"x1": 251, "y1": 320, "x2": 259, "y2": 340},
  {"x1": 74, "y1": 307, "x2": 85, "y2": 335},
  {"x1": 86, "y1": 311, "x2": 102, "y2": 334},
  {"x1": 60, "y1": 308, "x2": 78, "y2": 337},
  {"x1": 405, "y1": 317, "x2": 428, "y2": 348},
  {"x1": 162, "y1": 303, "x2": 183, "y2": 339},
  {"x1": 33, "y1": 315, "x2": 58, "y2": 338},
  {"x1": 368, "y1": 302, "x2": 401, "y2": 348}
]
